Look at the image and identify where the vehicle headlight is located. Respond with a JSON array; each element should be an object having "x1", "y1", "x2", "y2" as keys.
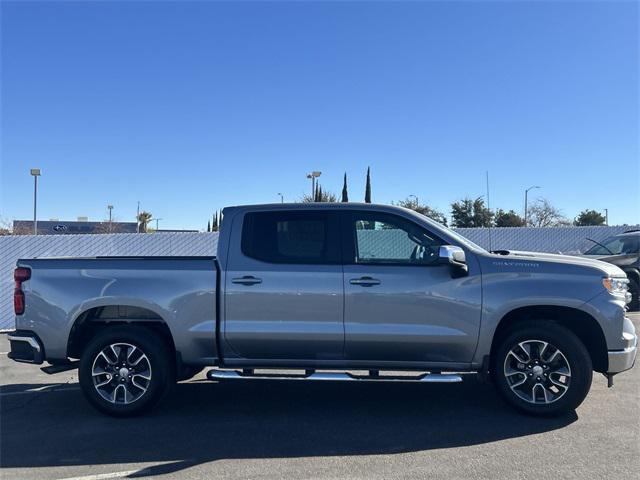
[{"x1": 602, "y1": 276, "x2": 630, "y2": 300}]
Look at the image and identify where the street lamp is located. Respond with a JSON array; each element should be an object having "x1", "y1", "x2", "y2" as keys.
[
  {"x1": 154, "y1": 218, "x2": 163, "y2": 231},
  {"x1": 408, "y1": 194, "x2": 419, "y2": 206},
  {"x1": 30, "y1": 169, "x2": 41, "y2": 235},
  {"x1": 277, "y1": 193, "x2": 284, "y2": 203},
  {"x1": 107, "y1": 205, "x2": 114, "y2": 233},
  {"x1": 524, "y1": 185, "x2": 540, "y2": 226},
  {"x1": 306, "y1": 171, "x2": 321, "y2": 198}
]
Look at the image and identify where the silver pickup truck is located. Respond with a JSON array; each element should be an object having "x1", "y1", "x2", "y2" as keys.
[{"x1": 8, "y1": 203, "x2": 637, "y2": 417}]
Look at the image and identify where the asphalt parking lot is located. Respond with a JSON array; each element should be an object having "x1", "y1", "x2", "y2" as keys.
[{"x1": 1, "y1": 314, "x2": 639, "y2": 480}]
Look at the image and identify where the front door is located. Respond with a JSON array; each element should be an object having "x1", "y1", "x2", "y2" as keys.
[
  {"x1": 342, "y1": 211, "x2": 482, "y2": 364},
  {"x1": 224, "y1": 209, "x2": 344, "y2": 361}
]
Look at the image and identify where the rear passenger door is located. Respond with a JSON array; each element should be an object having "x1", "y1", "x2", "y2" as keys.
[{"x1": 223, "y1": 210, "x2": 344, "y2": 361}]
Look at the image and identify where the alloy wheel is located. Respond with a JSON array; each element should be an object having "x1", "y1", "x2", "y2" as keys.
[
  {"x1": 91, "y1": 343, "x2": 152, "y2": 404},
  {"x1": 503, "y1": 339, "x2": 571, "y2": 404}
]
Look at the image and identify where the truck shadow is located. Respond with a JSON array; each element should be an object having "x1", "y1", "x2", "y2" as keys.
[{"x1": 0, "y1": 378, "x2": 577, "y2": 475}]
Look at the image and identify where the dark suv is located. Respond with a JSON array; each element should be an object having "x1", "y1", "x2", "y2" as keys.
[{"x1": 582, "y1": 230, "x2": 639, "y2": 310}]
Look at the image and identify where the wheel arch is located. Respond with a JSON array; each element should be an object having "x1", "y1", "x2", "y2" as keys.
[
  {"x1": 490, "y1": 305, "x2": 608, "y2": 373},
  {"x1": 623, "y1": 267, "x2": 639, "y2": 286},
  {"x1": 67, "y1": 304, "x2": 177, "y2": 360}
]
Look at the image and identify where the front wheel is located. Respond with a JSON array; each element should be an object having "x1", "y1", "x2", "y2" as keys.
[
  {"x1": 79, "y1": 326, "x2": 175, "y2": 416},
  {"x1": 492, "y1": 321, "x2": 592, "y2": 416}
]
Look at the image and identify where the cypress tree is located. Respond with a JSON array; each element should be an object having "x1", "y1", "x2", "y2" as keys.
[
  {"x1": 341, "y1": 173, "x2": 349, "y2": 202},
  {"x1": 364, "y1": 167, "x2": 372, "y2": 203},
  {"x1": 207, "y1": 221, "x2": 211, "y2": 232}
]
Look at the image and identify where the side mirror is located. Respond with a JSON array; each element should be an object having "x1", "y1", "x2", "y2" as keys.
[{"x1": 438, "y1": 245, "x2": 468, "y2": 277}]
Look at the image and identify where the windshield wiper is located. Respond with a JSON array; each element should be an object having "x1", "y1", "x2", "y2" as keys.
[{"x1": 586, "y1": 238, "x2": 615, "y2": 255}]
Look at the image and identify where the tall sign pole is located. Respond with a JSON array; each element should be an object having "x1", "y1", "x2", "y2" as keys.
[{"x1": 30, "y1": 169, "x2": 41, "y2": 235}]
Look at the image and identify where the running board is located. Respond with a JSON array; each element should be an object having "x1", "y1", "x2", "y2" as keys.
[{"x1": 207, "y1": 370, "x2": 462, "y2": 383}]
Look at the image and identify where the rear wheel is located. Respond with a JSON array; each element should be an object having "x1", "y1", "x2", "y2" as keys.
[
  {"x1": 492, "y1": 321, "x2": 592, "y2": 416},
  {"x1": 79, "y1": 326, "x2": 175, "y2": 416}
]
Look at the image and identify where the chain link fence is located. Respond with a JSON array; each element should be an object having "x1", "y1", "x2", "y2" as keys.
[{"x1": 456, "y1": 225, "x2": 637, "y2": 254}]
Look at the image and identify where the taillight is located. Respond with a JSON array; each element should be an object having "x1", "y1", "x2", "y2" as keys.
[{"x1": 14, "y1": 267, "x2": 31, "y2": 315}]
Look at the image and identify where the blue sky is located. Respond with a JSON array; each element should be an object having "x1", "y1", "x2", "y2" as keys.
[{"x1": 1, "y1": 0, "x2": 638, "y2": 229}]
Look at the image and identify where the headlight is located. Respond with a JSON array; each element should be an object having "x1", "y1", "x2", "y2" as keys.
[{"x1": 602, "y1": 277, "x2": 629, "y2": 298}]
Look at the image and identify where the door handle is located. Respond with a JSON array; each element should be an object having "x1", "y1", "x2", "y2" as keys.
[
  {"x1": 349, "y1": 276, "x2": 381, "y2": 287},
  {"x1": 232, "y1": 276, "x2": 263, "y2": 286}
]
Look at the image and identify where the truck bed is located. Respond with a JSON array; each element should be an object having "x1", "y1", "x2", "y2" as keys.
[{"x1": 15, "y1": 256, "x2": 219, "y2": 366}]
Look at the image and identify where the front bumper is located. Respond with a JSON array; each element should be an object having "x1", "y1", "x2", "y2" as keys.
[
  {"x1": 7, "y1": 331, "x2": 44, "y2": 364},
  {"x1": 607, "y1": 317, "x2": 637, "y2": 374}
]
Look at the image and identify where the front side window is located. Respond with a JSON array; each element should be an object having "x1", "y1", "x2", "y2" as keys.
[
  {"x1": 241, "y1": 211, "x2": 340, "y2": 264},
  {"x1": 349, "y1": 213, "x2": 443, "y2": 265}
]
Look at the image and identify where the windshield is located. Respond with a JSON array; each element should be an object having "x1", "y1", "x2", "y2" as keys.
[
  {"x1": 443, "y1": 226, "x2": 487, "y2": 252},
  {"x1": 584, "y1": 235, "x2": 639, "y2": 255}
]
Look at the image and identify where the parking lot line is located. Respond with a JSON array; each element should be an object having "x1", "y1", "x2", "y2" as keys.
[
  {"x1": 0, "y1": 385, "x2": 79, "y2": 397},
  {"x1": 56, "y1": 470, "x2": 140, "y2": 480}
]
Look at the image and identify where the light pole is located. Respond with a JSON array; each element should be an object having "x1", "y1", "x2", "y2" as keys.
[
  {"x1": 107, "y1": 204, "x2": 114, "y2": 231},
  {"x1": 604, "y1": 208, "x2": 609, "y2": 226},
  {"x1": 30, "y1": 169, "x2": 41, "y2": 235},
  {"x1": 524, "y1": 185, "x2": 540, "y2": 226},
  {"x1": 306, "y1": 171, "x2": 321, "y2": 198},
  {"x1": 154, "y1": 218, "x2": 163, "y2": 231},
  {"x1": 277, "y1": 193, "x2": 284, "y2": 203},
  {"x1": 408, "y1": 194, "x2": 418, "y2": 207}
]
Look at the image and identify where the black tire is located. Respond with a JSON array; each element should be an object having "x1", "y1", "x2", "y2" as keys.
[
  {"x1": 491, "y1": 321, "x2": 592, "y2": 416},
  {"x1": 177, "y1": 365, "x2": 205, "y2": 382},
  {"x1": 628, "y1": 277, "x2": 639, "y2": 312},
  {"x1": 79, "y1": 326, "x2": 175, "y2": 417}
]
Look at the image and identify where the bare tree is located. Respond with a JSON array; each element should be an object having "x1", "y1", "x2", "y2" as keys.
[
  {"x1": 0, "y1": 217, "x2": 32, "y2": 235},
  {"x1": 94, "y1": 222, "x2": 124, "y2": 234},
  {"x1": 0, "y1": 217, "x2": 12, "y2": 236},
  {"x1": 527, "y1": 198, "x2": 569, "y2": 227}
]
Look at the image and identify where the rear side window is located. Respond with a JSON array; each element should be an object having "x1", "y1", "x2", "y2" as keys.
[{"x1": 241, "y1": 211, "x2": 340, "y2": 264}]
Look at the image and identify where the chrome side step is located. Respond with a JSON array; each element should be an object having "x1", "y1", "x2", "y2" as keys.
[{"x1": 207, "y1": 370, "x2": 462, "y2": 383}]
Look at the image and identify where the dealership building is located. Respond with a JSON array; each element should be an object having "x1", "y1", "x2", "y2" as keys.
[{"x1": 13, "y1": 219, "x2": 138, "y2": 235}]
